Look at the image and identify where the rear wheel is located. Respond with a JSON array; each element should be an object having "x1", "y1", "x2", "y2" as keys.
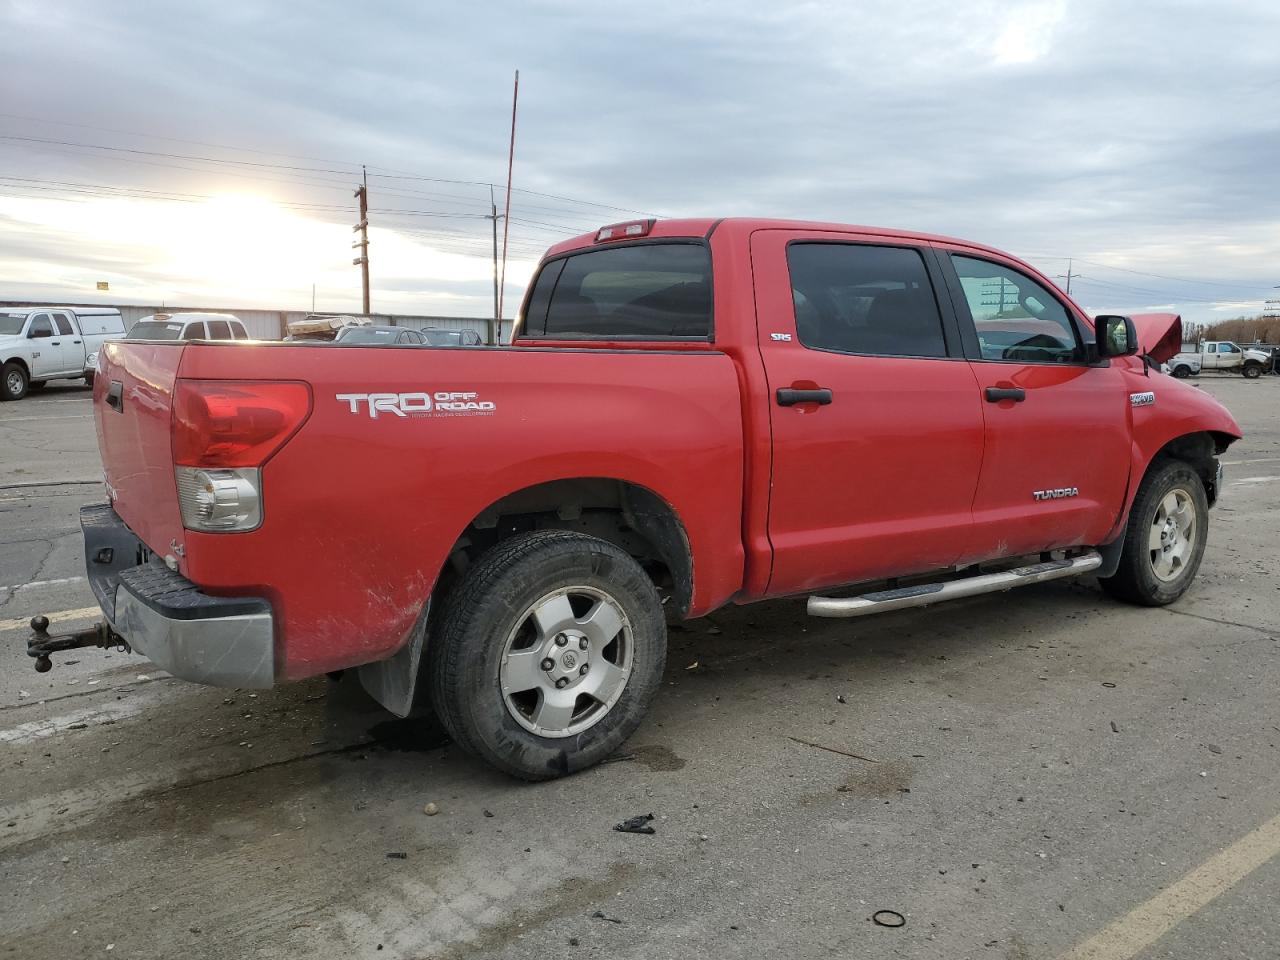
[
  {"x1": 1242, "y1": 362, "x2": 1262, "y2": 379},
  {"x1": 1, "y1": 362, "x2": 28, "y2": 401},
  {"x1": 83, "y1": 373, "x2": 95, "y2": 389},
  {"x1": 428, "y1": 530, "x2": 666, "y2": 780},
  {"x1": 1099, "y1": 459, "x2": 1208, "y2": 606}
]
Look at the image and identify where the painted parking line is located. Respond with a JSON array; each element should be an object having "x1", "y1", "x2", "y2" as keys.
[
  {"x1": 0, "y1": 576, "x2": 87, "y2": 593},
  {"x1": 0, "y1": 698, "x2": 147, "y2": 744},
  {"x1": 1056, "y1": 810, "x2": 1280, "y2": 960},
  {"x1": 0, "y1": 605, "x2": 101, "y2": 633},
  {"x1": 1230, "y1": 476, "x2": 1278, "y2": 485},
  {"x1": 0, "y1": 414, "x2": 93, "y2": 422},
  {"x1": 1222, "y1": 457, "x2": 1280, "y2": 466}
]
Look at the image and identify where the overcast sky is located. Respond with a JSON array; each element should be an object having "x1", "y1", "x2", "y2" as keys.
[{"x1": 1, "y1": 0, "x2": 1277, "y2": 324}]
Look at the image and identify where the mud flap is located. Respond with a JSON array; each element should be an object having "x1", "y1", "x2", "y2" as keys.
[{"x1": 357, "y1": 600, "x2": 430, "y2": 718}]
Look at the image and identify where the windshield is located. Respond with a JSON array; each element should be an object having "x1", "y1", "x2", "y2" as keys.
[
  {"x1": 421, "y1": 329, "x2": 464, "y2": 346},
  {"x1": 0, "y1": 314, "x2": 26, "y2": 336},
  {"x1": 337, "y1": 327, "x2": 399, "y2": 344},
  {"x1": 126, "y1": 321, "x2": 187, "y2": 340}
]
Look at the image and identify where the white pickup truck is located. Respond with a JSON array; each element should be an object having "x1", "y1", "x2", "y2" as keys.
[
  {"x1": 1166, "y1": 340, "x2": 1272, "y2": 379},
  {"x1": 1, "y1": 306, "x2": 126, "y2": 400}
]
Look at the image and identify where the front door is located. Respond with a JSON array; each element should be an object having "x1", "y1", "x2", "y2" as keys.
[
  {"x1": 752, "y1": 230, "x2": 985, "y2": 597},
  {"x1": 26, "y1": 314, "x2": 61, "y2": 378},
  {"x1": 938, "y1": 249, "x2": 1132, "y2": 560}
]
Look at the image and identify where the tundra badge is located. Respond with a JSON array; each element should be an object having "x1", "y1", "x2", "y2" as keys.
[
  {"x1": 1033, "y1": 487, "x2": 1079, "y2": 501},
  {"x1": 1130, "y1": 391, "x2": 1156, "y2": 407}
]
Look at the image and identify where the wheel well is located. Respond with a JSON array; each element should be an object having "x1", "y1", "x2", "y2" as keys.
[
  {"x1": 443, "y1": 479, "x2": 693, "y2": 616},
  {"x1": 2, "y1": 357, "x2": 30, "y2": 376},
  {"x1": 1150, "y1": 431, "x2": 1232, "y2": 505}
]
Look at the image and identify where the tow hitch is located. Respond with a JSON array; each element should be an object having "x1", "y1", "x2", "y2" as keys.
[{"x1": 26, "y1": 616, "x2": 130, "y2": 673}]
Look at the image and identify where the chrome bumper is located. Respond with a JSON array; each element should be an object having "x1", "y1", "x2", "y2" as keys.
[{"x1": 81, "y1": 504, "x2": 275, "y2": 688}]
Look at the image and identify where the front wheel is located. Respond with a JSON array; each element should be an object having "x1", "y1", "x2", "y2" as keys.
[
  {"x1": 1, "y1": 362, "x2": 28, "y2": 401},
  {"x1": 1098, "y1": 459, "x2": 1209, "y2": 606},
  {"x1": 1242, "y1": 362, "x2": 1262, "y2": 379},
  {"x1": 428, "y1": 530, "x2": 667, "y2": 780},
  {"x1": 1171, "y1": 365, "x2": 1192, "y2": 379}
]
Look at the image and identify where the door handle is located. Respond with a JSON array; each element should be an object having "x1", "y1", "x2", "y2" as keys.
[
  {"x1": 51, "y1": 340, "x2": 61, "y2": 345},
  {"x1": 777, "y1": 387, "x2": 833, "y2": 406},
  {"x1": 73, "y1": 339, "x2": 82, "y2": 344},
  {"x1": 106, "y1": 380, "x2": 124, "y2": 412},
  {"x1": 985, "y1": 386, "x2": 1026, "y2": 402}
]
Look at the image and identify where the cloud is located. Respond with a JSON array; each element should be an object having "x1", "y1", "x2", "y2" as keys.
[{"x1": 0, "y1": 0, "x2": 1277, "y2": 322}]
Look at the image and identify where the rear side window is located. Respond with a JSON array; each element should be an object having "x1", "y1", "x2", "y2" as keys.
[
  {"x1": 523, "y1": 243, "x2": 712, "y2": 339},
  {"x1": 206, "y1": 320, "x2": 232, "y2": 339},
  {"x1": 786, "y1": 243, "x2": 948, "y2": 358},
  {"x1": 231, "y1": 321, "x2": 248, "y2": 340},
  {"x1": 53, "y1": 313, "x2": 74, "y2": 335}
]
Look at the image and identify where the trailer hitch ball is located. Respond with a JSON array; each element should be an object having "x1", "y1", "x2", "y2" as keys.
[{"x1": 31, "y1": 615, "x2": 49, "y2": 633}]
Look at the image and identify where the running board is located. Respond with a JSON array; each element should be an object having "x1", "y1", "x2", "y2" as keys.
[{"x1": 807, "y1": 552, "x2": 1103, "y2": 618}]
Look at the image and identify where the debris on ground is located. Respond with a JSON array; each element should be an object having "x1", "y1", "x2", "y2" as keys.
[
  {"x1": 787, "y1": 735, "x2": 878, "y2": 763},
  {"x1": 1207, "y1": 743, "x2": 1223, "y2": 754},
  {"x1": 837, "y1": 695, "x2": 847, "y2": 704},
  {"x1": 483, "y1": 809, "x2": 495, "y2": 817},
  {"x1": 423, "y1": 802, "x2": 439, "y2": 816},
  {"x1": 386, "y1": 852, "x2": 407, "y2": 859},
  {"x1": 591, "y1": 910, "x2": 622, "y2": 924},
  {"x1": 614, "y1": 813, "x2": 656, "y2": 835},
  {"x1": 685, "y1": 661, "x2": 700, "y2": 671},
  {"x1": 872, "y1": 910, "x2": 905, "y2": 928},
  {"x1": 1110, "y1": 721, "x2": 1120, "y2": 733}
]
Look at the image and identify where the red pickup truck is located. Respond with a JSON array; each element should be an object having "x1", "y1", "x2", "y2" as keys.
[{"x1": 51, "y1": 217, "x2": 1241, "y2": 780}]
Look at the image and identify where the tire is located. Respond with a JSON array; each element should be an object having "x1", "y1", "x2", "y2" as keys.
[
  {"x1": 83, "y1": 372, "x2": 95, "y2": 389},
  {"x1": 1242, "y1": 363, "x2": 1262, "y2": 379},
  {"x1": 1, "y1": 362, "x2": 28, "y2": 401},
  {"x1": 428, "y1": 530, "x2": 666, "y2": 780},
  {"x1": 1098, "y1": 459, "x2": 1209, "y2": 606},
  {"x1": 1171, "y1": 365, "x2": 1192, "y2": 379}
]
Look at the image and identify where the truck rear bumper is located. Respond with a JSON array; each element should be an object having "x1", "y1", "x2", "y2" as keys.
[{"x1": 81, "y1": 504, "x2": 275, "y2": 688}]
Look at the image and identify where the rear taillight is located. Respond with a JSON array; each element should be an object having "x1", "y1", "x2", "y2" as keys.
[
  {"x1": 173, "y1": 380, "x2": 311, "y2": 468},
  {"x1": 595, "y1": 219, "x2": 655, "y2": 242},
  {"x1": 172, "y1": 381, "x2": 311, "y2": 533}
]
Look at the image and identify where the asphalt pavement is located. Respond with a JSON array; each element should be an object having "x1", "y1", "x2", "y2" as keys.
[{"x1": 1, "y1": 374, "x2": 1278, "y2": 960}]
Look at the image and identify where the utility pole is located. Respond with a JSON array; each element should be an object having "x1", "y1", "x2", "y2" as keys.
[
  {"x1": 497, "y1": 69, "x2": 519, "y2": 331},
  {"x1": 488, "y1": 184, "x2": 500, "y2": 345},
  {"x1": 1057, "y1": 258, "x2": 1077, "y2": 295},
  {"x1": 352, "y1": 166, "x2": 370, "y2": 315}
]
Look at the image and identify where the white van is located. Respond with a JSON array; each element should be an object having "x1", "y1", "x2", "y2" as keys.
[{"x1": 0, "y1": 307, "x2": 126, "y2": 400}]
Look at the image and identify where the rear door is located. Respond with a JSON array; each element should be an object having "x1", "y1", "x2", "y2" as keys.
[
  {"x1": 938, "y1": 248, "x2": 1131, "y2": 559},
  {"x1": 51, "y1": 311, "x2": 85, "y2": 371},
  {"x1": 752, "y1": 230, "x2": 985, "y2": 596}
]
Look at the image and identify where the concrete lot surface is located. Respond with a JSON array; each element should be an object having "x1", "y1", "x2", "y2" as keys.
[{"x1": 1, "y1": 375, "x2": 1278, "y2": 959}]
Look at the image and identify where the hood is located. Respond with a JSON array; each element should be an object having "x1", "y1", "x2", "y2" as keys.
[{"x1": 1127, "y1": 313, "x2": 1183, "y2": 364}]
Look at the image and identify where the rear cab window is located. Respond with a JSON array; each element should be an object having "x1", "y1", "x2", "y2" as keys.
[{"x1": 521, "y1": 242, "x2": 712, "y2": 340}]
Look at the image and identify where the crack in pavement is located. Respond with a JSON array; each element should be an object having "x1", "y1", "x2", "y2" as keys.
[{"x1": 1159, "y1": 606, "x2": 1276, "y2": 636}]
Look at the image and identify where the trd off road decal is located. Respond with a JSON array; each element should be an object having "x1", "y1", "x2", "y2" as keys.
[{"x1": 336, "y1": 391, "x2": 497, "y2": 419}]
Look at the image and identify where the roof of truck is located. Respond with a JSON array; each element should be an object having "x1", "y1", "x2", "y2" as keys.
[{"x1": 544, "y1": 217, "x2": 1014, "y2": 261}]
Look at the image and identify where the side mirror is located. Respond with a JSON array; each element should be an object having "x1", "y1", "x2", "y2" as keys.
[
  {"x1": 1095, "y1": 314, "x2": 1139, "y2": 357},
  {"x1": 28, "y1": 327, "x2": 52, "y2": 340}
]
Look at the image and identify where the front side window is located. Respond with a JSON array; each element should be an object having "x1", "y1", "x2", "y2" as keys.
[
  {"x1": 786, "y1": 243, "x2": 948, "y2": 358},
  {"x1": 1221, "y1": 343, "x2": 1240, "y2": 354},
  {"x1": 523, "y1": 242, "x2": 712, "y2": 339},
  {"x1": 29, "y1": 315, "x2": 54, "y2": 338},
  {"x1": 952, "y1": 255, "x2": 1082, "y2": 364}
]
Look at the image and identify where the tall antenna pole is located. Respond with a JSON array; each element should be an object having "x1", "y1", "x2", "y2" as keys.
[
  {"x1": 497, "y1": 69, "x2": 519, "y2": 337},
  {"x1": 353, "y1": 165, "x2": 370, "y2": 315},
  {"x1": 489, "y1": 184, "x2": 499, "y2": 346}
]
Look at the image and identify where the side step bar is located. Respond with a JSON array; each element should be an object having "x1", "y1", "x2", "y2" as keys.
[{"x1": 807, "y1": 551, "x2": 1102, "y2": 619}]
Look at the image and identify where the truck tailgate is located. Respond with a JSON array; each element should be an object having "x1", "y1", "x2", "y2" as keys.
[{"x1": 94, "y1": 340, "x2": 186, "y2": 559}]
